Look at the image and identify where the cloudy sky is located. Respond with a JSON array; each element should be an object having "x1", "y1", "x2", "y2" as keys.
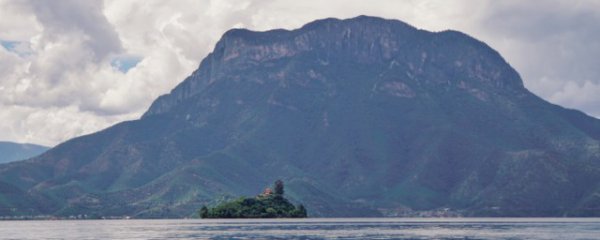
[{"x1": 0, "y1": 0, "x2": 599, "y2": 146}]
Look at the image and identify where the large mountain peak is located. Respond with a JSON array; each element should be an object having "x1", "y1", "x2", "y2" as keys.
[
  {"x1": 2, "y1": 16, "x2": 599, "y2": 218},
  {"x1": 144, "y1": 16, "x2": 524, "y2": 118}
]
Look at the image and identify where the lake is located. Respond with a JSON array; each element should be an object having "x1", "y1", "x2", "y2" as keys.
[{"x1": 1, "y1": 218, "x2": 599, "y2": 239}]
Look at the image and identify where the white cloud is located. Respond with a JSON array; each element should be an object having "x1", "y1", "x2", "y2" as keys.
[
  {"x1": 549, "y1": 80, "x2": 600, "y2": 117},
  {"x1": 29, "y1": 0, "x2": 123, "y2": 61},
  {"x1": 0, "y1": 0, "x2": 599, "y2": 146},
  {"x1": 0, "y1": 104, "x2": 134, "y2": 146},
  {"x1": 0, "y1": 1, "x2": 41, "y2": 41}
]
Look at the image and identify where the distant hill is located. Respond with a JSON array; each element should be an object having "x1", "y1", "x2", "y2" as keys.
[
  {"x1": 1, "y1": 16, "x2": 600, "y2": 218},
  {"x1": 0, "y1": 141, "x2": 48, "y2": 163}
]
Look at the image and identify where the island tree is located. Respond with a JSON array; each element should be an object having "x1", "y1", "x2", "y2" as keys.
[{"x1": 274, "y1": 179, "x2": 284, "y2": 195}]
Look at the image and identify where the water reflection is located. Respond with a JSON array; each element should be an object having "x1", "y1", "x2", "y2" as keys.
[{"x1": 1, "y1": 218, "x2": 600, "y2": 239}]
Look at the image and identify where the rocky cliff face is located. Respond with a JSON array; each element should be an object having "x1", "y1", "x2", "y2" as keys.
[
  {"x1": 1, "y1": 16, "x2": 600, "y2": 218},
  {"x1": 144, "y1": 16, "x2": 523, "y2": 117}
]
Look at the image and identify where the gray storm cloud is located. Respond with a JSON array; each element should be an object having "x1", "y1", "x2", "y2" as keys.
[
  {"x1": 0, "y1": 0, "x2": 598, "y2": 146},
  {"x1": 477, "y1": 1, "x2": 600, "y2": 116},
  {"x1": 29, "y1": 0, "x2": 123, "y2": 61}
]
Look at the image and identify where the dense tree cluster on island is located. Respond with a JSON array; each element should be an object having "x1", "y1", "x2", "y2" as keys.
[{"x1": 199, "y1": 180, "x2": 307, "y2": 218}]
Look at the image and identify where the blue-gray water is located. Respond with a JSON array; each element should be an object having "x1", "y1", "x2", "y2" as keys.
[{"x1": 1, "y1": 218, "x2": 600, "y2": 239}]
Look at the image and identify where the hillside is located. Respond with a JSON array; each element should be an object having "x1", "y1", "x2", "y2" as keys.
[
  {"x1": 0, "y1": 142, "x2": 48, "y2": 164},
  {"x1": 1, "y1": 16, "x2": 600, "y2": 218}
]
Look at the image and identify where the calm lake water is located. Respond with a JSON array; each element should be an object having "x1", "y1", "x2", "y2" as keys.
[{"x1": 1, "y1": 218, "x2": 599, "y2": 239}]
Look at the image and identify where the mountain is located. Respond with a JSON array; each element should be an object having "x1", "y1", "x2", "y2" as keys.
[
  {"x1": 0, "y1": 141, "x2": 48, "y2": 164},
  {"x1": 1, "y1": 16, "x2": 600, "y2": 218}
]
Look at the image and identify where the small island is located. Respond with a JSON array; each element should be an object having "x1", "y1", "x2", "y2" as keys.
[{"x1": 199, "y1": 180, "x2": 307, "y2": 218}]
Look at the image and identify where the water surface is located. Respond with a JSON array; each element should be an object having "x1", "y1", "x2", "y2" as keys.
[{"x1": 1, "y1": 218, "x2": 599, "y2": 239}]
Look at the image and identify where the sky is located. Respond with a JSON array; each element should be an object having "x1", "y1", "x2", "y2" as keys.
[{"x1": 0, "y1": 0, "x2": 599, "y2": 147}]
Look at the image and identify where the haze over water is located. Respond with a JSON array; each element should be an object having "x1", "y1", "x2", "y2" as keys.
[{"x1": 1, "y1": 218, "x2": 599, "y2": 239}]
